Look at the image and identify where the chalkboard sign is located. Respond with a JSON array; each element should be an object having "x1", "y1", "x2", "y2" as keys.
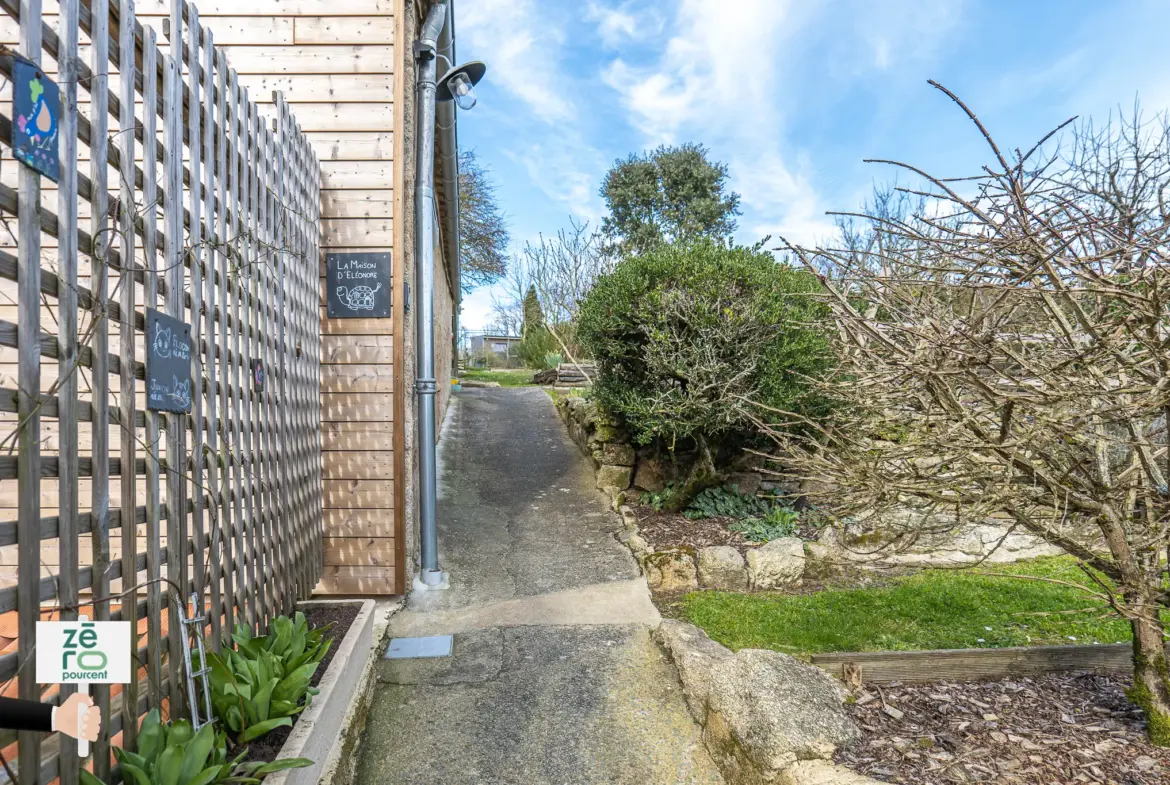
[
  {"x1": 327, "y1": 251, "x2": 391, "y2": 318},
  {"x1": 145, "y1": 308, "x2": 193, "y2": 413},
  {"x1": 10, "y1": 57, "x2": 59, "y2": 182}
]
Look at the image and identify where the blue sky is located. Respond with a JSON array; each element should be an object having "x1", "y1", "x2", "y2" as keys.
[{"x1": 455, "y1": 0, "x2": 1170, "y2": 330}]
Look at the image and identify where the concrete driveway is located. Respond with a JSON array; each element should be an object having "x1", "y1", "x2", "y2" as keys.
[{"x1": 355, "y1": 387, "x2": 722, "y2": 784}]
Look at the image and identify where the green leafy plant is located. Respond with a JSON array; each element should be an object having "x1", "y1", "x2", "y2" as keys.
[
  {"x1": 730, "y1": 506, "x2": 801, "y2": 543},
  {"x1": 233, "y1": 612, "x2": 333, "y2": 671},
  {"x1": 201, "y1": 613, "x2": 333, "y2": 744},
  {"x1": 79, "y1": 709, "x2": 310, "y2": 785},
  {"x1": 543, "y1": 352, "x2": 563, "y2": 370},
  {"x1": 684, "y1": 486, "x2": 772, "y2": 520},
  {"x1": 639, "y1": 484, "x2": 678, "y2": 512}
]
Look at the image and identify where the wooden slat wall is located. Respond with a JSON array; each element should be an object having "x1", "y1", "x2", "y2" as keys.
[{"x1": 132, "y1": 0, "x2": 405, "y2": 595}]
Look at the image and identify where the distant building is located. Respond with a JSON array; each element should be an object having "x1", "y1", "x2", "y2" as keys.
[{"x1": 469, "y1": 333, "x2": 522, "y2": 355}]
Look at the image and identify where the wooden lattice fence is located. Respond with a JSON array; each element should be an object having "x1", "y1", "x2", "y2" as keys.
[{"x1": 0, "y1": 0, "x2": 324, "y2": 780}]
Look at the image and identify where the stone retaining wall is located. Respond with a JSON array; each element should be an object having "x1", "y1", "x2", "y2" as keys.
[
  {"x1": 556, "y1": 395, "x2": 1070, "y2": 586},
  {"x1": 654, "y1": 620, "x2": 882, "y2": 785},
  {"x1": 556, "y1": 396, "x2": 636, "y2": 493}
]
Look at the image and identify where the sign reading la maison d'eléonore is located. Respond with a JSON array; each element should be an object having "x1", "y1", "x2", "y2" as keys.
[{"x1": 327, "y1": 251, "x2": 391, "y2": 319}]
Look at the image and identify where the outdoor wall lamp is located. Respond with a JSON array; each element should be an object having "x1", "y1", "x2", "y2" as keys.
[{"x1": 437, "y1": 61, "x2": 487, "y2": 111}]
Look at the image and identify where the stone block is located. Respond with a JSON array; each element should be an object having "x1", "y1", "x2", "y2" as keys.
[
  {"x1": 697, "y1": 546, "x2": 748, "y2": 591},
  {"x1": 595, "y1": 464, "x2": 632, "y2": 490},
  {"x1": 593, "y1": 442, "x2": 635, "y2": 467},
  {"x1": 746, "y1": 537, "x2": 806, "y2": 590},
  {"x1": 641, "y1": 548, "x2": 698, "y2": 592}
]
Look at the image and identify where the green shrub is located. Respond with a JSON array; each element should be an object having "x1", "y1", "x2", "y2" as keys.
[
  {"x1": 729, "y1": 507, "x2": 801, "y2": 542},
  {"x1": 684, "y1": 486, "x2": 772, "y2": 520},
  {"x1": 517, "y1": 325, "x2": 560, "y2": 369},
  {"x1": 578, "y1": 241, "x2": 833, "y2": 450},
  {"x1": 543, "y1": 352, "x2": 563, "y2": 370},
  {"x1": 639, "y1": 484, "x2": 678, "y2": 511},
  {"x1": 199, "y1": 613, "x2": 332, "y2": 745},
  {"x1": 79, "y1": 709, "x2": 310, "y2": 785}
]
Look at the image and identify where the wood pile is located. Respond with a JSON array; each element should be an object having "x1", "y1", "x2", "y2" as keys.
[
  {"x1": 532, "y1": 363, "x2": 597, "y2": 387},
  {"x1": 555, "y1": 362, "x2": 596, "y2": 387}
]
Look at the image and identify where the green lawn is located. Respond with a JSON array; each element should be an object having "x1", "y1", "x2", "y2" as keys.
[
  {"x1": 459, "y1": 368, "x2": 536, "y2": 387},
  {"x1": 683, "y1": 557, "x2": 1144, "y2": 655}
]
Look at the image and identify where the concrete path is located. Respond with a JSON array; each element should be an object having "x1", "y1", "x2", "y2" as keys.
[{"x1": 356, "y1": 388, "x2": 722, "y2": 785}]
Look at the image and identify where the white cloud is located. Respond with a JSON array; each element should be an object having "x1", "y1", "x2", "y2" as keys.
[
  {"x1": 458, "y1": 0, "x2": 576, "y2": 123},
  {"x1": 601, "y1": 0, "x2": 962, "y2": 247},
  {"x1": 587, "y1": 2, "x2": 638, "y2": 46},
  {"x1": 506, "y1": 137, "x2": 606, "y2": 224}
]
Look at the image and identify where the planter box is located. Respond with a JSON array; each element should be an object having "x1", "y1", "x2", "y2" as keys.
[{"x1": 266, "y1": 599, "x2": 378, "y2": 785}]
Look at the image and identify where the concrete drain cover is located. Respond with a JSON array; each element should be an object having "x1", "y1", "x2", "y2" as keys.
[{"x1": 385, "y1": 635, "x2": 453, "y2": 659}]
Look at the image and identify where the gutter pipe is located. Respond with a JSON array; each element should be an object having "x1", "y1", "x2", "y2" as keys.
[
  {"x1": 413, "y1": 0, "x2": 450, "y2": 587},
  {"x1": 437, "y1": 1, "x2": 462, "y2": 353}
]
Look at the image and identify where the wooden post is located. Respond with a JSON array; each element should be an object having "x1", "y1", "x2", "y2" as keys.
[
  {"x1": 117, "y1": 0, "x2": 140, "y2": 749},
  {"x1": 57, "y1": 0, "x2": 82, "y2": 773},
  {"x1": 273, "y1": 94, "x2": 294, "y2": 600},
  {"x1": 88, "y1": 0, "x2": 113, "y2": 772},
  {"x1": 184, "y1": 0, "x2": 207, "y2": 631},
  {"x1": 216, "y1": 49, "x2": 237, "y2": 637},
  {"x1": 201, "y1": 20, "x2": 223, "y2": 648},
  {"x1": 245, "y1": 95, "x2": 268, "y2": 626},
  {"x1": 141, "y1": 23, "x2": 165, "y2": 715},
  {"x1": 17, "y1": 0, "x2": 45, "y2": 777},
  {"x1": 162, "y1": 49, "x2": 185, "y2": 717},
  {"x1": 228, "y1": 70, "x2": 252, "y2": 633}
]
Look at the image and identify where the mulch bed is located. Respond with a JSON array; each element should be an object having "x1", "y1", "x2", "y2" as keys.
[
  {"x1": 634, "y1": 505, "x2": 753, "y2": 552},
  {"x1": 238, "y1": 602, "x2": 362, "y2": 764},
  {"x1": 835, "y1": 671, "x2": 1170, "y2": 784},
  {"x1": 633, "y1": 504, "x2": 824, "y2": 556}
]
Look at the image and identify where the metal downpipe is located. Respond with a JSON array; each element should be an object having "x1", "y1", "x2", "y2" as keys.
[
  {"x1": 414, "y1": 0, "x2": 449, "y2": 587},
  {"x1": 437, "y1": 1, "x2": 461, "y2": 355}
]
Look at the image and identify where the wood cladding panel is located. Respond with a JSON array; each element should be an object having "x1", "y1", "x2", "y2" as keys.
[
  {"x1": 322, "y1": 364, "x2": 395, "y2": 393},
  {"x1": 257, "y1": 103, "x2": 394, "y2": 132},
  {"x1": 322, "y1": 422, "x2": 394, "y2": 451},
  {"x1": 322, "y1": 335, "x2": 394, "y2": 364},
  {"x1": 218, "y1": 45, "x2": 396, "y2": 74},
  {"x1": 323, "y1": 537, "x2": 396, "y2": 567},
  {"x1": 294, "y1": 17, "x2": 396, "y2": 44},
  {"x1": 323, "y1": 508, "x2": 393, "y2": 538},
  {"x1": 321, "y1": 190, "x2": 394, "y2": 219},
  {"x1": 321, "y1": 392, "x2": 394, "y2": 422},
  {"x1": 323, "y1": 450, "x2": 393, "y2": 480},
  {"x1": 321, "y1": 161, "x2": 394, "y2": 190},
  {"x1": 307, "y1": 133, "x2": 394, "y2": 161},
  {"x1": 246, "y1": 76, "x2": 395, "y2": 104},
  {"x1": 324, "y1": 480, "x2": 394, "y2": 509},
  {"x1": 315, "y1": 564, "x2": 395, "y2": 595},
  {"x1": 321, "y1": 219, "x2": 394, "y2": 246},
  {"x1": 320, "y1": 309, "x2": 394, "y2": 335}
]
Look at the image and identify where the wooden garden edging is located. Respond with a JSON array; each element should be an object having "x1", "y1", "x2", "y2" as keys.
[{"x1": 811, "y1": 642, "x2": 1145, "y2": 685}]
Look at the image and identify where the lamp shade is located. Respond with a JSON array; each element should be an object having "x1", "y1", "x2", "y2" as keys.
[{"x1": 437, "y1": 61, "x2": 488, "y2": 103}]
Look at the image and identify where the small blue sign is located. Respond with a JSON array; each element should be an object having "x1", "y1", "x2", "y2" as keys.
[{"x1": 11, "y1": 57, "x2": 59, "y2": 182}]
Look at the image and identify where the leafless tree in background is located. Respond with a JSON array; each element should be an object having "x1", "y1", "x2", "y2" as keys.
[
  {"x1": 459, "y1": 149, "x2": 511, "y2": 291},
  {"x1": 761, "y1": 87, "x2": 1170, "y2": 743},
  {"x1": 492, "y1": 218, "x2": 610, "y2": 335}
]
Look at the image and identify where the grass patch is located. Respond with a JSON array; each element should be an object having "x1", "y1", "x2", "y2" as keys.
[
  {"x1": 459, "y1": 368, "x2": 535, "y2": 388},
  {"x1": 683, "y1": 557, "x2": 1149, "y2": 655}
]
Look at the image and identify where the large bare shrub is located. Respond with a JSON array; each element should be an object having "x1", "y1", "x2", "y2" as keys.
[{"x1": 764, "y1": 86, "x2": 1170, "y2": 743}]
